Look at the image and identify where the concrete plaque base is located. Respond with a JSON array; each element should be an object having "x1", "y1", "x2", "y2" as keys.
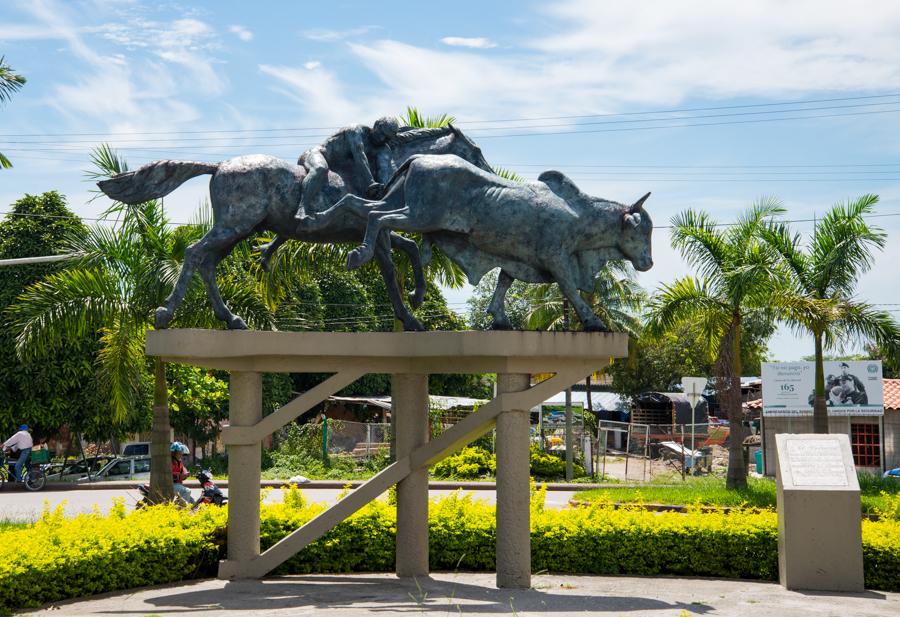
[{"x1": 775, "y1": 433, "x2": 864, "y2": 592}]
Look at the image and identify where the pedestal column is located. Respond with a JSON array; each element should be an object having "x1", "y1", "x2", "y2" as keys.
[
  {"x1": 393, "y1": 373, "x2": 430, "y2": 577},
  {"x1": 495, "y1": 373, "x2": 531, "y2": 589},
  {"x1": 222, "y1": 371, "x2": 262, "y2": 578}
]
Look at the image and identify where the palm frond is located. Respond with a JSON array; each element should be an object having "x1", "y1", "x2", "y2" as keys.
[
  {"x1": 0, "y1": 152, "x2": 12, "y2": 170},
  {"x1": 398, "y1": 106, "x2": 457, "y2": 128},
  {"x1": 96, "y1": 317, "x2": 148, "y2": 424},
  {"x1": 8, "y1": 268, "x2": 126, "y2": 360},
  {"x1": 492, "y1": 166, "x2": 525, "y2": 182},
  {"x1": 644, "y1": 276, "x2": 730, "y2": 354},
  {"x1": 670, "y1": 209, "x2": 731, "y2": 279},
  {"x1": 810, "y1": 194, "x2": 885, "y2": 297},
  {"x1": 0, "y1": 56, "x2": 26, "y2": 104}
]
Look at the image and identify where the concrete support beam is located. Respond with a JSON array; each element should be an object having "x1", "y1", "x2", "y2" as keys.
[
  {"x1": 495, "y1": 373, "x2": 531, "y2": 589},
  {"x1": 219, "y1": 371, "x2": 262, "y2": 579},
  {"x1": 393, "y1": 374, "x2": 430, "y2": 578}
]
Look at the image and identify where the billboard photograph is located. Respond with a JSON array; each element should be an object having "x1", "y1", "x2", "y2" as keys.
[{"x1": 761, "y1": 361, "x2": 883, "y2": 417}]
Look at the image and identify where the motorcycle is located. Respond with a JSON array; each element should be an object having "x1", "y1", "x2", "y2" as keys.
[{"x1": 136, "y1": 468, "x2": 226, "y2": 509}]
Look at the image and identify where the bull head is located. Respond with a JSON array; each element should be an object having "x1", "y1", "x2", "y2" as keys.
[{"x1": 624, "y1": 192, "x2": 651, "y2": 228}]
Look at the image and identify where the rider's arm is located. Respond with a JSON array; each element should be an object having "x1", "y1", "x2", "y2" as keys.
[
  {"x1": 375, "y1": 147, "x2": 396, "y2": 184},
  {"x1": 346, "y1": 128, "x2": 376, "y2": 186}
]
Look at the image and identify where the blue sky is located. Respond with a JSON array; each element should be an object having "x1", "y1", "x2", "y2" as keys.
[{"x1": 2, "y1": 0, "x2": 900, "y2": 361}]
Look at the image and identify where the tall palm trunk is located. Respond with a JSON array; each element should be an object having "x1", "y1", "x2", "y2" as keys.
[
  {"x1": 149, "y1": 357, "x2": 174, "y2": 501},
  {"x1": 812, "y1": 331, "x2": 829, "y2": 434},
  {"x1": 720, "y1": 314, "x2": 747, "y2": 489}
]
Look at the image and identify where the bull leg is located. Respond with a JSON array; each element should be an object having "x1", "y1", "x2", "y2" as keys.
[
  {"x1": 375, "y1": 235, "x2": 424, "y2": 331},
  {"x1": 296, "y1": 194, "x2": 384, "y2": 231},
  {"x1": 487, "y1": 270, "x2": 515, "y2": 330},
  {"x1": 552, "y1": 269, "x2": 607, "y2": 332},
  {"x1": 390, "y1": 234, "x2": 427, "y2": 309},
  {"x1": 258, "y1": 235, "x2": 287, "y2": 272},
  {"x1": 347, "y1": 208, "x2": 413, "y2": 270}
]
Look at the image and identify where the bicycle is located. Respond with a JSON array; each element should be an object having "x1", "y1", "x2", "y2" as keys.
[{"x1": 0, "y1": 450, "x2": 47, "y2": 491}]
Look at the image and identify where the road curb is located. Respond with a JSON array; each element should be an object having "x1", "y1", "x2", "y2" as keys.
[{"x1": 35, "y1": 479, "x2": 620, "y2": 492}]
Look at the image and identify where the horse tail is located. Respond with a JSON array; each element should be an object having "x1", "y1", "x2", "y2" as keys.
[{"x1": 97, "y1": 160, "x2": 220, "y2": 204}]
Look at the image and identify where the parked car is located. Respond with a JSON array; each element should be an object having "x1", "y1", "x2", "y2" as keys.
[
  {"x1": 44, "y1": 456, "x2": 115, "y2": 482},
  {"x1": 122, "y1": 442, "x2": 150, "y2": 457},
  {"x1": 77, "y1": 456, "x2": 151, "y2": 482}
]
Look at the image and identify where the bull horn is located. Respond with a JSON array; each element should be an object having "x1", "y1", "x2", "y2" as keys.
[{"x1": 631, "y1": 192, "x2": 651, "y2": 212}]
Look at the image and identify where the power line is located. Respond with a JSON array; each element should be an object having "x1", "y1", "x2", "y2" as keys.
[
  {"x1": 4, "y1": 92, "x2": 900, "y2": 138},
  {"x1": 5, "y1": 102, "x2": 900, "y2": 154}
]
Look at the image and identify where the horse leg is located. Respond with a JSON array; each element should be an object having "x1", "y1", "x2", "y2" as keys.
[
  {"x1": 258, "y1": 235, "x2": 287, "y2": 272},
  {"x1": 551, "y1": 267, "x2": 607, "y2": 332},
  {"x1": 156, "y1": 228, "x2": 220, "y2": 328},
  {"x1": 375, "y1": 235, "x2": 424, "y2": 332},
  {"x1": 347, "y1": 208, "x2": 413, "y2": 270},
  {"x1": 193, "y1": 227, "x2": 248, "y2": 329},
  {"x1": 389, "y1": 233, "x2": 427, "y2": 309},
  {"x1": 487, "y1": 270, "x2": 515, "y2": 330}
]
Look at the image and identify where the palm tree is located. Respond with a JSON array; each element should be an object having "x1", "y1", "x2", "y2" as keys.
[
  {"x1": 0, "y1": 57, "x2": 27, "y2": 169},
  {"x1": 762, "y1": 195, "x2": 900, "y2": 433},
  {"x1": 645, "y1": 199, "x2": 786, "y2": 489},
  {"x1": 398, "y1": 106, "x2": 456, "y2": 128},
  {"x1": 9, "y1": 146, "x2": 272, "y2": 501}
]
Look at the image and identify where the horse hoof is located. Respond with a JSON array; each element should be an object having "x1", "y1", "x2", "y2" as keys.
[
  {"x1": 155, "y1": 307, "x2": 173, "y2": 329},
  {"x1": 346, "y1": 249, "x2": 365, "y2": 271},
  {"x1": 403, "y1": 318, "x2": 425, "y2": 332},
  {"x1": 228, "y1": 316, "x2": 248, "y2": 330},
  {"x1": 583, "y1": 320, "x2": 608, "y2": 332},
  {"x1": 489, "y1": 318, "x2": 512, "y2": 331}
]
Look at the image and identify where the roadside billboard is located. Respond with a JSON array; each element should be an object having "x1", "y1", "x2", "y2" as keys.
[{"x1": 761, "y1": 360, "x2": 883, "y2": 417}]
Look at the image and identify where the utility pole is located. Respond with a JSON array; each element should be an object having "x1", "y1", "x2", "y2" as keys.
[{"x1": 563, "y1": 299, "x2": 573, "y2": 481}]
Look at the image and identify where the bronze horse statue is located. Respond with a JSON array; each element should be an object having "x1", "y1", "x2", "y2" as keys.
[{"x1": 97, "y1": 126, "x2": 492, "y2": 331}]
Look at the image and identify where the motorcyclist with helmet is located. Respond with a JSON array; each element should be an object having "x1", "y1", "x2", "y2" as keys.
[{"x1": 170, "y1": 441, "x2": 194, "y2": 505}]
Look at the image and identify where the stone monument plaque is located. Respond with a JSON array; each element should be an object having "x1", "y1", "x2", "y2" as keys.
[
  {"x1": 775, "y1": 433, "x2": 864, "y2": 592},
  {"x1": 785, "y1": 439, "x2": 848, "y2": 487}
]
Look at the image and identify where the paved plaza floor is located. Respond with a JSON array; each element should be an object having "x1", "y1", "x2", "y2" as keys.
[{"x1": 20, "y1": 572, "x2": 899, "y2": 616}]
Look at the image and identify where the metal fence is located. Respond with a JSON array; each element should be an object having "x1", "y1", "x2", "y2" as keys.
[{"x1": 596, "y1": 420, "x2": 731, "y2": 481}]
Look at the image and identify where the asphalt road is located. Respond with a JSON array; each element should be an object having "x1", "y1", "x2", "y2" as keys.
[{"x1": 0, "y1": 486, "x2": 578, "y2": 522}]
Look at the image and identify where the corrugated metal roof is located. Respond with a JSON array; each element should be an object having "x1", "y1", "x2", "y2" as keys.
[{"x1": 542, "y1": 390, "x2": 627, "y2": 411}]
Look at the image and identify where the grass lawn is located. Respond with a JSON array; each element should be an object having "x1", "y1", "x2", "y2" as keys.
[{"x1": 574, "y1": 473, "x2": 900, "y2": 514}]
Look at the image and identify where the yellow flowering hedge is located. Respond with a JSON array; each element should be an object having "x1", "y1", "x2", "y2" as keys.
[{"x1": 1, "y1": 487, "x2": 898, "y2": 611}]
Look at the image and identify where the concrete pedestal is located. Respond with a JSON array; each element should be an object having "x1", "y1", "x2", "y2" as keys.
[
  {"x1": 496, "y1": 374, "x2": 531, "y2": 589},
  {"x1": 221, "y1": 372, "x2": 262, "y2": 576},
  {"x1": 393, "y1": 374, "x2": 430, "y2": 578},
  {"x1": 775, "y1": 433, "x2": 864, "y2": 592},
  {"x1": 146, "y1": 330, "x2": 628, "y2": 584}
]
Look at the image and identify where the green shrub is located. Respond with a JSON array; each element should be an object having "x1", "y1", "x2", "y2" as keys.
[
  {"x1": 431, "y1": 446, "x2": 495, "y2": 479},
  {"x1": 529, "y1": 445, "x2": 585, "y2": 479},
  {"x1": 431, "y1": 445, "x2": 585, "y2": 480},
  {"x1": 2, "y1": 488, "x2": 899, "y2": 610}
]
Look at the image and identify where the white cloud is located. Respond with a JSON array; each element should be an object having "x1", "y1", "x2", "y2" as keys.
[
  {"x1": 440, "y1": 36, "x2": 496, "y2": 49},
  {"x1": 259, "y1": 63, "x2": 360, "y2": 127},
  {"x1": 303, "y1": 26, "x2": 377, "y2": 42},
  {"x1": 228, "y1": 24, "x2": 253, "y2": 42},
  {"x1": 304, "y1": 61, "x2": 321, "y2": 70}
]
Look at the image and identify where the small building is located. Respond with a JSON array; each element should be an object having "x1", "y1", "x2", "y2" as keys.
[
  {"x1": 631, "y1": 392, "x2": 709, "y2": 426},
  {"x1": 760, "y1": 378, "x2": 900, "y2": 475}
]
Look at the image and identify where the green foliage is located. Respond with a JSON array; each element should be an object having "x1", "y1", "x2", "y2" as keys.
[
  {"x1": 529, "y1": 445, "x2": 585, "y2": 479},
  {"x1": 0, "y1": 192, "x2": 109, "y2": 440},
  {"x1": 3, "y1": 491, "x2": 899, "y2": 610},
  {"x1": 430, "y1": 445, "x2": 585, "y2": 480},
  {"x1": 0, "y1": 56, "x2": 26, "y2": 169},
  {"x1": 607, "y1": 323, "x2": 714, "y2": 400},
  {"x1": 263, "y1": 423, "x2": 391, "y2": 480},
  {"x1": 432, "y1": 446, "x2": 496, "y2": 479},
  {"x1": 167, "y1": 365, "x2": 228, "y2": 449},
  {"x1": 398, "y1": 106, "x2": 456, "y2": 128},
  {"x1": 468, "y1": 269, "x2": 533, "y2": 331}
]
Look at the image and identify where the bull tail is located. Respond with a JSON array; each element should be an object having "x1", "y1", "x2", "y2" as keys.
[
  {"x1": 97, "y1": 160, "x2": 220, "y2": 204},
  {"x1": 383, "y1": 154, "x2": 422, "y2": 193}
]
